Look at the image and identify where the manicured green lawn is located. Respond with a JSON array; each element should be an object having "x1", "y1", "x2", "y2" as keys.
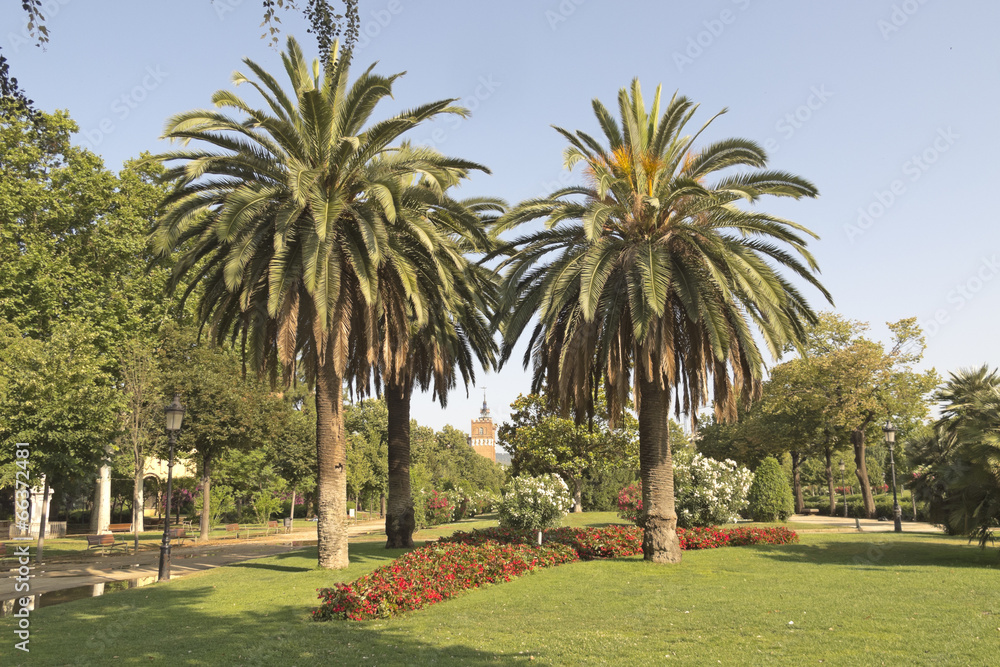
[{"x1": 6, "y1": 515, "x2": 997, "y2": 665}]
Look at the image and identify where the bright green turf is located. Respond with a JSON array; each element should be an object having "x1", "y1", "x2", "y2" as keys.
[{"x1": 4, "y1": 515, "x2": 997, "y2": 666}]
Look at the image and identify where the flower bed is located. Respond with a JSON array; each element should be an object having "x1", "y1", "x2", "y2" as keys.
[
  {"x1": 314, "y1": 525, "x2": 798, "y2": 622},
  {"x1": 313, "y1": 541, "x2": 578, "y2": 621},
  {"x1": 442, "y1": 525, "x2": 644, "y2": 560}
]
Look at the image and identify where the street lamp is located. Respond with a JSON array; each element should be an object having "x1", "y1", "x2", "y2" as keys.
[
  {"x1": 158, "y1": 394, "x2": 185, "y2": 582},
  {"x1": 883, "y1": 421, "x2": 902, "y2": 533},
  {"x1": 839, "y1": 459, "x2": 848, "y2": 518}
]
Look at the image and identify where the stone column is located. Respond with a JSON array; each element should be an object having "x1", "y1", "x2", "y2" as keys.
[{"x1": 90, "y1": 444, "x2": 112, "y2": 534}]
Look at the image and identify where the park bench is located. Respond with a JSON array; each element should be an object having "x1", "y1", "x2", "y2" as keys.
[
  {"x1": 800, "y1": 509, "x2": 820, "y2": 516},
  {"x1": 86, "y1": 534, "x2": 126, "y2": 555},
  {"x1": 108, "y1": 523, "x2": 132, "y2": 533},
  {"x1": 225, "y1": 523, "x2": 242, "y2": 539},
  {"x1": 265, "y1": 520, "x2": 280, "y2": 536},
  {"x1": 167, "y1": 527, "x2": 188, "y2": 546}
]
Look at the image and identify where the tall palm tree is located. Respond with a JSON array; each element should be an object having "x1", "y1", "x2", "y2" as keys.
[
  {"x1": 364, "y1": 169, "x2": 502, "y2": 548},
  {"x1": 150, "y1": 37, "x2": 482, "y2": 569},
  {"x1": 496, "y1": 80, "x2": 831, "y2": 563}
]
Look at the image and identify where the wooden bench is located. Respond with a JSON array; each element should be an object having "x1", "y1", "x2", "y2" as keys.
[
  {"x1": 225, "y1": 524, "x2": 242, "y2": 539},
  {"x1": 265, "y1": 520, "x2": 281, "y2": 536},
  {"x1": 86, "y1": 534, "x2": 126, "y2": 554},
  {"x1": 167, "y1": 527, "x2": 188, "y2": 545},
  {"x1": 108, "y1": 523, "x2": 133, "y2": 533}
]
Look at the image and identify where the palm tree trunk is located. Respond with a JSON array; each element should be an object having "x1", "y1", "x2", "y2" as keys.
[
  {"x1": 385, "y1": 378, "x2": 416, "y2": 548},
  {"x1": 637, "y1": 370, "x2": 681, "y2": 564},
  {"x1": 825, "y1": 449, "x2": 836, "y2": 515},
  {"x1": 851, "y1": 428, "x2": 876, "y2": 517},
  {"x1": 791, "y1": 450, "x2": 805, "y2": 514},
  {"x1": 198, "y1": 455, "x2": 212, "y2": 543},
  {"x1": 315, "y1": 346, "x2": 349, "y2": 569}
]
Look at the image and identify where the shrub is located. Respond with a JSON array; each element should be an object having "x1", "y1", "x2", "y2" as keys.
[
  {"x1": 424, "y1": 490, "x2": 454, "y2": 526},
  {"x1": 674, "y1": 452, "x2": 753, "y2": 528},
  {"x1": 747, "y1": 457, "x2": 795, "y2": 522},
  {"x1": 617, "y1": 482, "x2": 643, "y2": 523},
  {"x1": 312, "y1": 541, "x2": 578, "y2": 621},
  {"x1": 616, "y1": 455, "x2": 753, "y2": 528},
  {"x1": 498, "y1": 474, "x2": 573, "y2": 532}
]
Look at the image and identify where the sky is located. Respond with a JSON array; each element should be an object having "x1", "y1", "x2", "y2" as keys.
[{"x1": 2, "y1": 1, "x2": 998, "y2": 440}]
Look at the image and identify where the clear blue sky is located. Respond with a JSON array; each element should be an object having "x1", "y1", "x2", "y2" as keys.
[{"x1": 3, "y1": 1, "x2": 998, "y2": 437}]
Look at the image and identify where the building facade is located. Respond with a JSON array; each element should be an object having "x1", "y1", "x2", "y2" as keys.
[{"x1": 469, "y1": 394, "x2": 497, "y2": 462}]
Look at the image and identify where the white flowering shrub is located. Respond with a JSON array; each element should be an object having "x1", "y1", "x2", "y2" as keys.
[
  {"x1": 498, "y1": 474, "x2": 574, "y2": 532},
  {"x1": 674, "y1": 451, "x2": 753, "y2": 528}
]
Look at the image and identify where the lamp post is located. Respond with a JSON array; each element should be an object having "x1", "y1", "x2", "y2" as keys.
[
  {"x1": 839, "y1": 459, "x2": 848, "y2": 518},
  {"x1": 158, "y1": 394, "x2": 185, "y2": 582},
  {"x1": 883, "y1": 421, "x2": 902, "y2": 533}
]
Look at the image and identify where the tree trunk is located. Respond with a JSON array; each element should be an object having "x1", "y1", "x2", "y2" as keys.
[
  {"x1": 637, "y1": 369, "x2": 681, "y2": 564},
  {"x1": 791, "y1": 451, "x2": 804, "y2": 514},
  {"x1": 289, "y1": 487, "x2": 296, "y2": 521},
  {"x1": 385, "y1": 379, "x2": 415, "y2": 548},
  {"x1": 825, "y1": 449, "x2": 836, "y2": 515},
  {"x1": 198, "y1": 455, "x2": 212, "y2": 543},
  {"x1": 572, "y1": 477, "x2": 583, "y2": 513},
  {"x1": 314, "y1": 341, "x2": 349, "y2": 569},
  {"x1": 851, "y1": 428, "x2": 876, "y2": 517},
  {"x1": 36, "y1": 476, "x2": 51, "y2": 563},
  {"x1": 379, "y1": 493, "x2": 384, "y2": 518}
]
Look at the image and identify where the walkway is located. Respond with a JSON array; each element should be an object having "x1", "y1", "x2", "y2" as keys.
[
  {"x1": 791, "y1": 513, "x2": 943, "y2": 533},
  {"x1": 0, "y1": 519, "x2": 385, "y2": 603}
]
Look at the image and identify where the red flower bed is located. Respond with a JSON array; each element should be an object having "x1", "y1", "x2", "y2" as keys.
[
  {"x1": 313, "y1": 541, "x2": 578, "y2": 621},
  {"x1": 313, "y1": 525, "x2": 798, "y2": 622},
  {"x1": 442, "y1": 525, "x2": 644, "y2": 560}
]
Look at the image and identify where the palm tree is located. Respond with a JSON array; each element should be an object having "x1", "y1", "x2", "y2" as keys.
[
  {"x1": 495, "y1": 80, "x2": 831, "y2": 563},
  {"x1": 150, "y1": 37, "x2": 482, "y2": 569},
  {"x1": 913, "y1": 366, "x2": 1000, "y2": 545},
  {"x1": 371, "y1": 171, "x2": 502, "y2": 548}
]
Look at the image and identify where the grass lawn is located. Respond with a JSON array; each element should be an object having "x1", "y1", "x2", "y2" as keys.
[{"x1": 5, "y1": 515, "x2": 998, "y2": 666}]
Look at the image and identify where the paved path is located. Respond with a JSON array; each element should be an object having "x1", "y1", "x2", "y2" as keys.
[
  {"x1": 790, "y1": 513, "x2": 943, "y2": 533},
  {"x1": 0, "y1": 520, "x2": 385, "y2": 603}
]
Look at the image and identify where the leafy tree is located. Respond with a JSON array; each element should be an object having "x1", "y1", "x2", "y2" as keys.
[
  {"x1": 267, "y1": 384, "x2": 316, "y2": 519},
  {"x1": 344, "y1": 398, "x2": 388, "y2": 513},
  {"x1": 150, "y1": 38, "x2": 478, "y2": 569},
  {"x1": 496, "y1": 82, "x2": 830, "y2": 563},
  {"x1": 0, "y1": 321, "x2": 121, "y2": 560},
  {"x1": 158, "y1": 324, "x2": 268, "y2": 541},
  {"x1": 781, "y1": 314, "x2": 937, "y2": 517},
  {"x1": 747, "y1": 457, "x2": 794, "y2": 522},
  {"x1": 499, "y1": 393, "x2": 637, "y2": 512}
]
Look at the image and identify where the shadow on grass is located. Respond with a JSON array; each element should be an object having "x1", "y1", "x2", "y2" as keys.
[
  {"x1": 15, "y1": 549, "x2": 512, "y2": 666},
  {"x1": 751, "y1": 537, "x2": 1000, "y2": 570},
  {"x1": 229, "y1": 562, "x2": 312, "y2": 573}
]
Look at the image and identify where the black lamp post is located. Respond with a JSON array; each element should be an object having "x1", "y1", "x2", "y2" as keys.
[
  {"x1": 839, "y1": 459, "x2": 848, "y2": 518},
  {"x1": 158, "y1": 394, "x2": 185, "y2": 582},
  {"x1": 883, "y1": 421, "x2": 902, "y2": 533}
]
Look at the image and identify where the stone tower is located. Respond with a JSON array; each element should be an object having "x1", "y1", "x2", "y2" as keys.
[{"x1": 470, "y1": 390, "x2": 496, "y2": 462}]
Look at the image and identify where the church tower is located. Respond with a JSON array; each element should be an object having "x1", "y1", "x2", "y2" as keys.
[{"x1": 470, "y1": 389, "x2": 497, "y2": 462}]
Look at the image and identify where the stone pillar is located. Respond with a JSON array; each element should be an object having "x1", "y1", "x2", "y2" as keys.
[
  {"x1": 28, "y1": 482, "x2": 53, "y2": 537},
  {"x1": 90, "y1": 444, "x2": 112, "y2": 534}
]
